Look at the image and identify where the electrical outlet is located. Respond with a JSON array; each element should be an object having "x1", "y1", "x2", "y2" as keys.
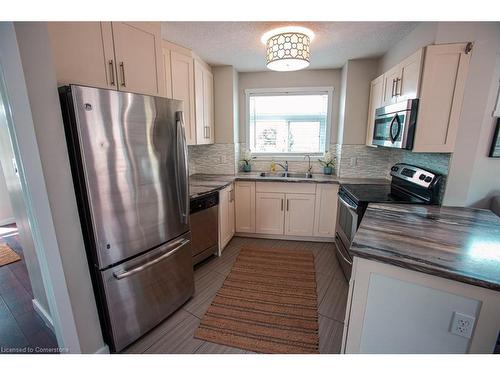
[
  {"x1": 450, "y1": 312, "x2": 476, "y2": 339},
  {"x1": 350, "y1": 157, "x2": 357, "y2": 167}
]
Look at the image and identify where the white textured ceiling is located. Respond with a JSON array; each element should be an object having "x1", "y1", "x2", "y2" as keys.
[{"x1": 162, "y1": 22, "x2": 419, "y2": 72}]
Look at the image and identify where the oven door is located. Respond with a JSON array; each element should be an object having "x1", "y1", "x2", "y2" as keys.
[
  {"x1": 335, "y1": 234, "x2": 352, "y2": 281},
  {"x1": 372, "y1": 111, "x2": 406, "y2": 148},
  {"x1": 336, "y1": 191, "x2": 359, "y2": 248}
]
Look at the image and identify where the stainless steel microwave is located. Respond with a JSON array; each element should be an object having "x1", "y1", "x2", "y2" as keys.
[{"x1": 372, "y1": 99, "x2": 419, "y2": 149}]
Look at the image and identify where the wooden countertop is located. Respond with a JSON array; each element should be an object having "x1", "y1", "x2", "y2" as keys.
[{"x1": 350, "y1": 203, "x2": 500, "y2": 291}]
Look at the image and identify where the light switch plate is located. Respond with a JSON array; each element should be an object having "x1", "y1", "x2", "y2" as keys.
[{"x1": 450, "y1": 312, "x2": 476, "y2": 339}]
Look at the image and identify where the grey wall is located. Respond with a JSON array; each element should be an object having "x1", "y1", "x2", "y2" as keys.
[
  {"x1": 0, "y1": 161, "x2": 14, "y2": 225},
  {"x1": 14, "y1": 22, "x2": 105, "y2": 353},
  {"x1": 238, "y1": 69, "x2": 342, "y2": 144}
]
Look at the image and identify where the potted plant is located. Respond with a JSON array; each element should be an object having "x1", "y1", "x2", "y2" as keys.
[
  {"x1": 318, "y1": 151, "x2": 336, "y2": 175},
  {"x1": 240, "y1": 150, "x2": 256, "y2": 172}
]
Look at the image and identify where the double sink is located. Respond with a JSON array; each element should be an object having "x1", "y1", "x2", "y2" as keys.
[{"x1": 259, "y1": 171, "x2": 313, "y2": 179}]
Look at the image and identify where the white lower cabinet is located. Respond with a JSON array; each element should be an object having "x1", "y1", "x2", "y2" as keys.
[
  {"x1": 256, "y1": 192, "x2": 285, "y2": 235},
  {"x1": 234, "y1": 181, "x2": 256, "y2": 233},
  {"x1": 284, "y1": 194, "x2": 315, "y2": 236},
  {"x1": 313, "y1": 184, "x2": 339, "y2": 237},
  {"x1": 218, "y1": 184, "x2": 235, "y2": 254},
  {"x1": 235, "y1": 181, "x2": 338, "y2": 240}
]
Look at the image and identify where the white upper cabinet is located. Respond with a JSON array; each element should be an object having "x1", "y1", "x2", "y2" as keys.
[
  {"x1": 398, "y1": 49, "x2": 423, "y2": 100},
  {"x1": 48, "y1": 22, "x2": 115, "y2": 89},
  {"x1": 382, "y1": 65, "x2": 401, "y2": 106},
  {"x1": 167, "y1": 47, "x2": 197, "y2": 145},
  {"x1": 48, "y1": 22, "x2": 165, "y2": 97},
  {"x1": 112, "y1": 22, "x2": 164, "y2": 96},
  {"x1": 366, "y1": 74, "x2": 385, "y2": 147},
  {"x1": 366, "y1": 43, "x2": 471, "y2": 153},
  {"x1": 381, "y1": 49, "x2": 423, "y2": 106},
  {"x1": 413, "y1": 43, "x2": 471, "y2": 152},
  {"x1": 194, "y1": 59, "x2": 215, "y2": 145}
]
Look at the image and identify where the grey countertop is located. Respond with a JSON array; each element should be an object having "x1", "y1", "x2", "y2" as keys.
[
  {"x1": 188, "y1": 173, "x2": 389, "y2": 199},
  {"x1": 350, "y1": 203, "x2": 500, "y2": 291}
]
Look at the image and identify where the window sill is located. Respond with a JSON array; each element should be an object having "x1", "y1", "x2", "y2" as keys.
[{"x1": 251, "y1": 153, "x2": 325, "y2": 161}]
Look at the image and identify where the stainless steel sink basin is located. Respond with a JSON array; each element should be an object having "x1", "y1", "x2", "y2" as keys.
[{"x1": 259, "y1": 172, "x2": 313, "y2": 179}]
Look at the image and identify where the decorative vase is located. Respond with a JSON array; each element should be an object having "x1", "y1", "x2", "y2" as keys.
[
  {"x1": 323, "y1": 166, "x2": 333, "y2": 175},
  {"x1": 243, "y1": 164, "x2": 252, "y2": 172}
]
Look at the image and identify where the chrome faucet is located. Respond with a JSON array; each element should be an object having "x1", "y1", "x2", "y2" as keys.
[
  {"x1": 304, "y1": 155, "x2": 312, "y2": 173},
  {"x1": 276, "y1": 161, "x2": 288, "y2": 172}
]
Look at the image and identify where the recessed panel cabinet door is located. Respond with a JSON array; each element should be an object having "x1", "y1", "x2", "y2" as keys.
[
  {"x1": 382, "y1": 65, "x2": 401, "y2": 106},
  {"x1": 365, "y1": 74, "x2": 385, "y2": 146},
  {"x1": 284, "y1": 193, "x2": 315, "y2": 237},
  {"x1": 170, "y1": 51, "x2": 196, "y2": 145},
  {"x1": 414, "y1": 43, "x2": 471, "y2": 152},
  {"x1": 48, "y1": 22, "x2": 116, "y2": 89},
  {"x1": 313, "y1": 184, "x2": 339, "y2": 237},
  {"x1": 256, "y1": 192, "x2": 285, "y2": 235},
  {"x1": 235, "y1": 181, "x2": 255, "y2": 233},
  {"x1": 112, "y1": 22, "x2": 161, "y2": 96},
  {"x1": 398, "y1": 49, "x2": 423, "y2": 100}
]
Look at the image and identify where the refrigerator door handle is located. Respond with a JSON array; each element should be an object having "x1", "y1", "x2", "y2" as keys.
[
  {"x1": 113, "y1": 238, "x2": 190, "y2": 280},
  {"x1": 175, "y1": 111, "x2": 189, "y2": 224}
]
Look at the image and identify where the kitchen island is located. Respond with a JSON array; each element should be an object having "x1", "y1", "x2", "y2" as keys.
[{"x1": 342, "y1": 203, "x2": 500, "y2": 354}]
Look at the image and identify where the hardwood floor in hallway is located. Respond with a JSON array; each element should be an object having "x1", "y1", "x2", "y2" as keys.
[
  {"x1": 123, "y1": 236, "x2": 349, "y2": 354},
  {"x1": 0, "y1": 225, "x2": 58, "y2": 354}
]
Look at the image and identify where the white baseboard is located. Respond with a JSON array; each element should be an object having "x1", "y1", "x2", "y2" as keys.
[
  {"x1": 32, "y1": 299, "x2": 54, "y2": 333},
  {"x1": 94, "y1": 345, "x2": 110, "y2": 354},
  {"x1": 0, "y1": 217, "x2": 15, "y2": 226},
  {"x1": 234, "y1": 233, "x2": 335, "y2": 243}
]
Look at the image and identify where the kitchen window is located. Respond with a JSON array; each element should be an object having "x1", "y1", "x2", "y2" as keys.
[{"x1": 246, "y1": 87, "x2": 333, "y2": 157}]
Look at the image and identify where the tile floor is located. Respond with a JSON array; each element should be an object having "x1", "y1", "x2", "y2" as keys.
[
  {"x1": 0, "y1": 225, "x2": 58, "y2": 353},
  {"x1": 123, "y1": 236, "x2": 348, "y2": 354}
]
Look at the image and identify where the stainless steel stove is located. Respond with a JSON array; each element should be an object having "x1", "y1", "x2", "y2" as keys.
[{"x1": 335, "y1": 163, "x2": 442, "y2": 280}]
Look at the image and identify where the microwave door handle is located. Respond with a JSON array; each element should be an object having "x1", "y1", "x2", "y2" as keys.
[{"x1": 389, "y1": 114, "x2": 401, "y2": 143}]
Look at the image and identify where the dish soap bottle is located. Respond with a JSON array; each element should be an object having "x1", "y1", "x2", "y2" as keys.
[{"x1": 270, "y1": 160, "x2": 276, "y2": 172}]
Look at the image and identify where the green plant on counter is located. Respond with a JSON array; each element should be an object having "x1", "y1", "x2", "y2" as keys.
[{"x1": 318, "y1": 151, "x2": 336, "y2": 168}]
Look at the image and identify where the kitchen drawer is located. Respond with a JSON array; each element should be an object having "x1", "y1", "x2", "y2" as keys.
[{"x1": 255, "y1": 181, "x2": 316, "y2": 194}]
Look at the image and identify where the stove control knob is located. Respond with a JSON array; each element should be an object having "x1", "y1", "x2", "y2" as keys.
[
  {"x1": 424, "y1": 176, "x2": 433, "y2": 183},
  {"x1": 391, "y1": 166, "x2": 399, "y2": 172},
  {"x1": 419, "y1": 174, "x2": 426, "y2": 180}
]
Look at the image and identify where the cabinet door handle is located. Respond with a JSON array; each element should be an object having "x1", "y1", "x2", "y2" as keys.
[
  {"x1": 396, "y1": 78, "x2": 402, "y2": 96},
  {"x1": 286, "y1": 199, "x2": 289, "y2": 211},
  {"x1": 108, "y1": 60, "x2": 115, "y2": 86},
  {"x1": 229, "y1": 189, "x2": 234, "y2": 202},
  {"x1": 119, "y1": 62, "x2": 126, "y2": 87},
  {"x1": 391, "y1": 79, "x2": 396, "y2": 97},
  {"x1": 281, "y1": 199, "x2": 284, "y2": 211}
]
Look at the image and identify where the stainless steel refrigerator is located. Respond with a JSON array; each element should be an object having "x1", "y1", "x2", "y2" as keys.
[{"x1": 59, "y1": 85, "x2": 194, "y2": 352}]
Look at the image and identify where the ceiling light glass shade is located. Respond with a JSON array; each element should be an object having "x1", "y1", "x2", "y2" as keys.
[{"x1": 262, "y1": 27, "x2": 314, "y2": 72}]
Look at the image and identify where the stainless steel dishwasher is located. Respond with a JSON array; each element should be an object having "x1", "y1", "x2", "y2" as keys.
[{"x1": 190, "y1": 191, "x2": 219, "y2": 265}]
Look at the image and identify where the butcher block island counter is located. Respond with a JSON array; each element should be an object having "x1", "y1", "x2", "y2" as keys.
[{"x1": 342, "y1": 204, "x2": 500, "y2": 354}]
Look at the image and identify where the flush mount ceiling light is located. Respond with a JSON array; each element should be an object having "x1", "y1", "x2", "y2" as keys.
[{"x1": 261, "y1": 26, "x2": 315, "y2": 72}]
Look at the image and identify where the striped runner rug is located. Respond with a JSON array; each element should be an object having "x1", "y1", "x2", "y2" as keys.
[{"x1": 194, "y1": 247, "x2": 319, "y2": 353}]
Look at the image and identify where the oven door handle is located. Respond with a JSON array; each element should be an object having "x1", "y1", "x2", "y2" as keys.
[
  {"x1": 335, "y1": 235, "x2": 353, "y2": 266},
  {"x1": 338, "y1": 194, "x2": 357, "y2": 211}
]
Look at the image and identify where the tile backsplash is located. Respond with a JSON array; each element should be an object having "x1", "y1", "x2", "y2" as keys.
[
  {"x1": 190, "y1": 142, "x2": 451, "y2": 184},
  {"x1": 188, "y1": 143, "x2": 236, "y2": 175}
]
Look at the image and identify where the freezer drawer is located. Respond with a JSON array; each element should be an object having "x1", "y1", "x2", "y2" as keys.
[{"x1": 100, "y1": 232, "x2": 194, "y2": 352}]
